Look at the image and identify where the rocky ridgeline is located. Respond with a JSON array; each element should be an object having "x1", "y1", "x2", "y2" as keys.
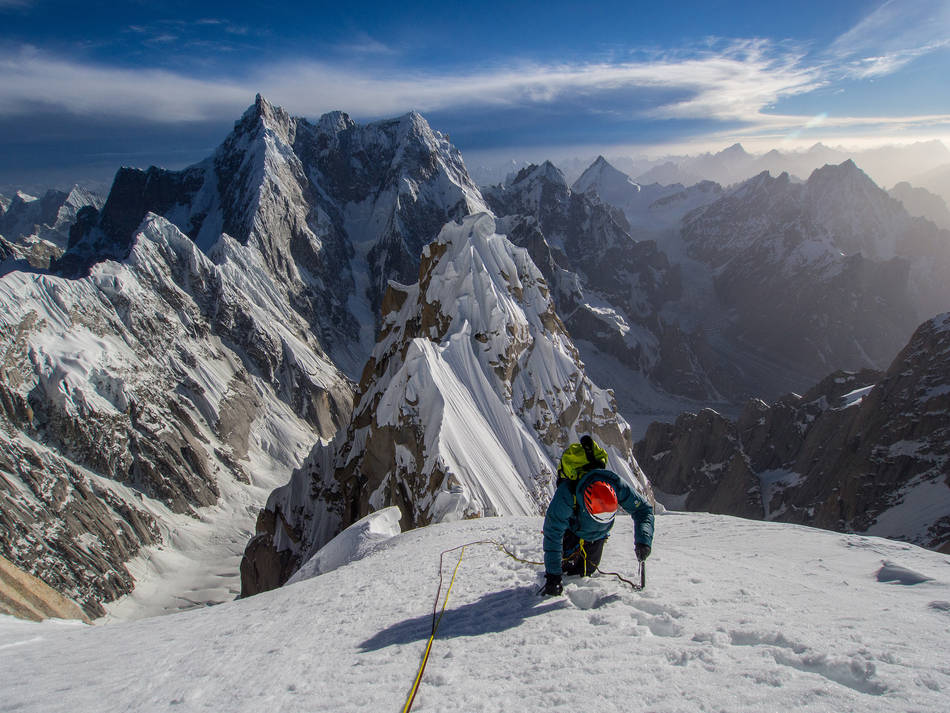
[
  {"x1": 60, "y1": 95, "x2": 486, "y2": 377},
  {"x1": 0, "y1": 215, "x2": 353, "y2": 616},
  {"x1": 635, "y1": 313, "x2": 950, "y2": 552},
  {"x1": 240, "y1": 213, "x2": 653, "y2": 595}
]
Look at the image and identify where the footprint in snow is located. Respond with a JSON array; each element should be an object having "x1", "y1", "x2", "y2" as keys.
[{"x1": 564, "y1": 580, "x2": 620, "y2": 610}]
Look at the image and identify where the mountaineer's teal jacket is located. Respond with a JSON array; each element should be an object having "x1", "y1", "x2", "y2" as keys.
[{"x1": 542, "y1": 469, "x2": 654, "y2": 576}]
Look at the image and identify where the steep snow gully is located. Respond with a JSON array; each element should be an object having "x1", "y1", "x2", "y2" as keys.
[{"x1": 2, "y1": 511, "x2": 949, "y2": 712}]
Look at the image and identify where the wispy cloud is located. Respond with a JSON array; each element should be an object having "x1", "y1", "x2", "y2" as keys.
[
  {"x1": 124, "y1": 18, "x2": 251, "y2": 49},
  {"x1": 0, "y1": 0, "x2": 34, "y2": 8},
  {"x1": 0, "y1": 41, "x2": 822, "y2": 125},
  {"x1": 827, "y1": 0, "x2": 950, "y2": 79},
  {"x1": 332, "y1": 32, "x2": 399, "y2": 56}
]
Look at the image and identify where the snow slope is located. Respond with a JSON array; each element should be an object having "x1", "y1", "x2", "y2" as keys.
[{"x1": 4, "y1": 512, "x2": 949, "y2": 712}]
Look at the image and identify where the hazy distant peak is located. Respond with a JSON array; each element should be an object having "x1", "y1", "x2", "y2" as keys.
[
  {"x1": 719, "y1": 142, "x2": 750, "y2": 158},
  {"x1": 573, "y1": 154, "x2": 638, "y2": 196},
  {"x1": 807, "y1": 158, "x2": 873, "y2": 188}
]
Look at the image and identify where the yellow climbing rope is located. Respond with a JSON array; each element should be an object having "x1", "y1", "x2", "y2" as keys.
[
  {"x1": 401, "y1": 542, "x2": 470, "y2": 713},
  {"x1": 400, "y1": 538, "x2": 644, "y2": 712}
]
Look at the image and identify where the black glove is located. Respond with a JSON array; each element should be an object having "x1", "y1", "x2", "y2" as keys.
[
  {"x1": 542, "y1": 573, "x2": 563, "y2": 595},
  {"x1": 635, "y1": 544, "x2": 652, "y2": 561}
]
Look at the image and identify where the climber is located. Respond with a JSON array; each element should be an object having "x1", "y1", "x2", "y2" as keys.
[{"x1": 541, "y1": 436, "x2": 654, "y2": 595}]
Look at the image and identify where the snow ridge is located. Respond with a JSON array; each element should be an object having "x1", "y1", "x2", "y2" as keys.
[{"x1": 242, "y1": 213, "x2": 650, "y2": 593}]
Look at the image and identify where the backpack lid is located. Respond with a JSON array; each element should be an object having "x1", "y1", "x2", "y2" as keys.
[{"x1": 558, "y1": 435, "x2": 608, "y2": 481}]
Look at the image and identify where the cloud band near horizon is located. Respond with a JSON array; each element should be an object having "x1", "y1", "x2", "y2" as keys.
[{"x1": 1, "y1": 0, "x2": 949, "y2": 156}]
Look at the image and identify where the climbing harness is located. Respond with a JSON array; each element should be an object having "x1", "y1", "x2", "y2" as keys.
[{"x1": 401, "y1": 538, "x2": 644, "y2": 712}]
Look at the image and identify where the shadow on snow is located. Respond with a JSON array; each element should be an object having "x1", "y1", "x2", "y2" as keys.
[{"x1": 359, "y1": 585, "x2": 566, "y2": 652}]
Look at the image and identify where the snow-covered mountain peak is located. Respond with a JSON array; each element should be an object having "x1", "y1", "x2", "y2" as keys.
[
  {"x1": 725, "y1": 169, "x2": 791, "y2": 201},
  {"x1": 806, "y1": 158, "x2": 869, "y2": 189},
  {"x1": 55, "y1": 97, "x2": 488, "y2": 376},
  {"x1": 482, "y1": 162, "x2": 571, "y2": 220},
  {"x1": 397, "y1": 109, "x2": 433, "y2": 138},
  {"x1": 803, "y1": 159, "x2": 910, "y2": 261},
  {"x1": 513, "y1": 161, "x2": 567, "y2": 189},
  {"x1": 314, "y1": 109, "x2": 356, "y2": 137},
  {"x1": 572, "y1": 155, "x2": 641, "y2": 199},
  {"x1": 407, "y1": 213, "x2": 566, "y2": 362},
  {"x1": 236, "y1": 94, "x2": 296, "y2": 145},
  {"x1": 0, "y1": 185, "x2": 103, "y2": 266}
]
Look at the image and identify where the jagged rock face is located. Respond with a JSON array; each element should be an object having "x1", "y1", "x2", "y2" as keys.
[
  {"x1": 815, "y1": 315, "x2": 950, "y2": 547},
  {"x1": 59, "y1": 95, "x2": 486, "y2": 377},
  {"x1": 1, "y1": 214, "x2": 353, "y2": 615},
  {"x1": 633, "y1": 409, "x2": 762, "y2": 518},
  {"x1": 0, "y1": 187, "x2": 102, "y2": 269},
  {"x1": 241, "y1": 213, "x2": 653, "y2": 596},
  {"x1": 636, "y1": 314, "x2": 950, "y2": 551},
  {"x1": 682, "y1": 163, "x2": 950, "y2": 382},
  {"x1": 482, "y1": 162, "x2": 727, "y2": 402}
]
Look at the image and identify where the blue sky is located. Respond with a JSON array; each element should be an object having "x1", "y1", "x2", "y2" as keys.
[{"x1": 1, "y1": 0, "x2": 949, "y2": 189}]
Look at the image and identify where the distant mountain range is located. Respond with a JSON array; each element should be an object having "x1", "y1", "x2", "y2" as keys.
[
  {"x1": 470, "y1": 140, "x2": 950, "y2": 211},
  {"x1": 625, "y1": 141, "x2": 950, "y2": 192}
]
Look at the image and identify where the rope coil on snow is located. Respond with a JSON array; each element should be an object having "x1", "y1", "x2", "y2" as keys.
[{"x1": 401, "y1": 539, "x2": 644, "y2": 712}]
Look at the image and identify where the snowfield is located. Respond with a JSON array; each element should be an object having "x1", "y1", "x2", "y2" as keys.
[{"x1": 2, "y1": 511, "x2": 948, "y2": 712}]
